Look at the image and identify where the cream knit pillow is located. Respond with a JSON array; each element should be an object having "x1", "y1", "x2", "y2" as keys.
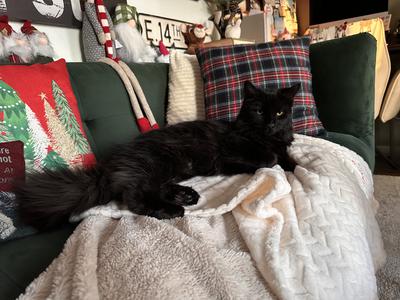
[
  {"x1": 167, "y1": 51, "x2": 205, "y2": 125},
  {"x1": 346, "y1": 18, "x2": 391, "y2": 119},
  {"x1": 380, "y1": 70, "x2": 400, "y2": 122}
]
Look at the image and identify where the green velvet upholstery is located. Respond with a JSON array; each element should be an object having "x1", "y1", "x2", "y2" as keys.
[
  {"x1": 67, "y1": 62, "x2": 168, "y2": 160},
  {"x1": 0, "y1": 34, "x2": 377, "y2": 300},
  {"x1": 310, "y1": 33, "x2": 377, "y2": 169},
  {"x1": 0, "y1": 225, "x2": 75, "y2": 299}
]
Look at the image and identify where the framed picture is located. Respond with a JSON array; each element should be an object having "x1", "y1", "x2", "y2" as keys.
[
  {"x1": 0, "y1": 0, "x2": 125, "y2": 28},
  {"x1": 138, "y1": 13, "x2": 193, "y2": 49}
]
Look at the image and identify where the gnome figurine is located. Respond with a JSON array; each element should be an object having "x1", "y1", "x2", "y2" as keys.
[
  {"x1": 0, "y1": 16, "x2": 33, "y2": 63},
  {"x1": 0, "y1": 16, "x2": 11, "y2": 62},
  {"x1": 21, "y1": 21, "x2": 55, "y2": 62},
  {"x1": 112, "y1": 4, "x2": 157, "y2": 63},
  {"x1": 4, "y1": 33, "x2": 33, "y2": 63},
  {"x1": 82, "y1": 0, "x2": 117, "y2": 62}
]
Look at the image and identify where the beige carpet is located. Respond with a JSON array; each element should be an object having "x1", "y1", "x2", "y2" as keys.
[{"x1": 374, "y1": 175, "x2": 400, "y2": 299}]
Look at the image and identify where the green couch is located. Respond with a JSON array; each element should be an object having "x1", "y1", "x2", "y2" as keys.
[{"x1": 0, "y1": 33, "x2": 376, "y2": 299}]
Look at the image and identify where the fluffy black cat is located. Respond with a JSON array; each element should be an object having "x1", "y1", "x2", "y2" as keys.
[{"x1": 15, "y1": 81, "x2": 300, "y2": 230}]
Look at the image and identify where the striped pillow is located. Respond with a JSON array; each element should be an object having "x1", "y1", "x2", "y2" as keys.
[{"x1": 196, "y1": 37, "x2": 325, "y2": 136}]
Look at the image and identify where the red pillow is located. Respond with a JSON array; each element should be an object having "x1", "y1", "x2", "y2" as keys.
[{"x1": 0, "y1": 59, "x2": 95, "y2": 178}]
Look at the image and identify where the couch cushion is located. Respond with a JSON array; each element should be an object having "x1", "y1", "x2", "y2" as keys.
[
  {"x1": 67, "y1": 62, "x2": 168, "y2": 160},
  {"x1": 0, "y1": 224, "x2": 75, "y2": 300},
  {"x1": 309, "y1": 33, "x2": 376, "y2": 170}
]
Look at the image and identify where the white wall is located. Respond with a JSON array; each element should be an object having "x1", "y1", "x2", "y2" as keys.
[
  {"x1": 10, "y1": 21, "x2": 82, "y2": 62},
  {"x1": 10, "y1": 0, "x2": 211, "y2": 62},
  {"x1": 128, "y1": 0, "x2": 211, "y2": 24}
]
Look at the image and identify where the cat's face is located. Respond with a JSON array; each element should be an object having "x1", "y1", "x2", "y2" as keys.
[{"x1": 237, "y1": 81, "x2": 300, "y2": 135}]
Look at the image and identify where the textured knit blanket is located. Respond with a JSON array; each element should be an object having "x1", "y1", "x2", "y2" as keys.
[{"x1": 20, "y1": 135, "x2": 386, "y2": 300}]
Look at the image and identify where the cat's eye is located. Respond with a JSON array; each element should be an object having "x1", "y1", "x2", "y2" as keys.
[
  {"x1": 256, "y1": 109, "x2": 263, "y2": 115},
  {"x1": 276, "y1": 111, "x2": 284, "y2": 117}
]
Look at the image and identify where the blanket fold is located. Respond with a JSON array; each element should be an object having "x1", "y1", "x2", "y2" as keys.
[{"x1": 20, "y1": 135, "x2": 386, "y2": 300}]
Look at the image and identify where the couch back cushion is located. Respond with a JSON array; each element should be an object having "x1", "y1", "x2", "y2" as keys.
[
  {"x1": 309, "y1": 33, "x2": 376, "y2": 156},
  {"x1": 66, "y1": 62, "x2": 168, "y2": 160}
]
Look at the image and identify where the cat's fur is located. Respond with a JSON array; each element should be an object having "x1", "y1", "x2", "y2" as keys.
[{"x1": 15, "y1": 81, "x2": 300, "y2": 230}]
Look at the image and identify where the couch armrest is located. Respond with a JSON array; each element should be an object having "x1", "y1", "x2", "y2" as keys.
[{"x1": 310, "y1": 33, "x2": 377, "y2": 168}]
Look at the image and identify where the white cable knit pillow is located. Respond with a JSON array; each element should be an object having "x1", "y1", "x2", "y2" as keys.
[
  {"x1": 380, "y1": 70, "x2": 400, "y2": 122},
  {"x1": 167, "y1": 51, "x2": 205, "y2": 125}
]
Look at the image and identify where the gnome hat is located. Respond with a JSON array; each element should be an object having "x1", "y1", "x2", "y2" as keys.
[
  {"x1": 21, "y1": 20, "x2": 38, "y2": 36},
  {"x1": 113, "y1": 4, "x2": 142, "y2": 33},
  {"x1": 0, "y1": 15, "x2": 13, "y2": 36}
]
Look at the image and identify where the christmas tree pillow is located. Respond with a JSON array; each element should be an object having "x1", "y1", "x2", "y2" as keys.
[{"x1": 0, "y1": 59, "x2": 95, "y2": 241}]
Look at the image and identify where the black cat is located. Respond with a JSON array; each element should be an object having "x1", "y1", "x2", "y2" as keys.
[{"x1": 15, "y1": 81, "x2": 300, "y2": 230}]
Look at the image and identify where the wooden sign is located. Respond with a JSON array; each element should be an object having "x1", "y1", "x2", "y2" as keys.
[
  {"x1": 0, "y1": 0, "x2": 125, "y2": 28},
  {"x1": 138, "y1": 13, "x2": 192, "y2": 49}
]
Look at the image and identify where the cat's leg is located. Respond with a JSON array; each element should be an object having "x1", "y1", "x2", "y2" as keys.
[
  {"x1": 220, "y1": 151, "x2": 278, "y2": 175},
  {"x1": 279, "y1": 157, "x2": 296, "y2": 172},
  {"x1": 160, "y1": 183, "x2": 200, "y2": 206},
  {"x1": 122, "y1": 186, "x2": 184, "y2": 219},
  {"x1": 277, "y1": 152, "x2": 297, "y2": 172}
]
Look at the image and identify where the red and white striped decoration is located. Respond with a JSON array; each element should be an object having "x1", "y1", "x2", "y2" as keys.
[{"x1": 94, "y1": 0, "x2": 116, "y2": 61}]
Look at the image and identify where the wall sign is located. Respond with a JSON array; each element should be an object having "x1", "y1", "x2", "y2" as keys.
[
  {"x1": 0, "y1": 0, "x2": 125, "y2": 28},
  {"x1": 138, "y1": 13, "x2": 193, "y2": 49}
]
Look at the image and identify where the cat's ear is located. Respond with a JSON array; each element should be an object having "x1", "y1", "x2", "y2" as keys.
[
  {"x1": 278, "y1": 83, "x2": 301, "y2": 100},
  {"x1": 243, "y1": 81, "x2": 258, "y2": 100}
]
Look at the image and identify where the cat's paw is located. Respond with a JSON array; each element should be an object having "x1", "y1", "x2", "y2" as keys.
[{"x1": 162, "y1": 184, "x2": 200, "y2": 206}]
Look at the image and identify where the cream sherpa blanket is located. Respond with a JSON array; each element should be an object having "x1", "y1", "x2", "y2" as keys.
[{"x1": 20, "y1": 135, "x2": 386, "y2": 300}]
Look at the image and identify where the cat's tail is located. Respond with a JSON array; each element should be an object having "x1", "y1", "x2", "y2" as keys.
[{"x1": 14, "y1": 166, "x2": 110, "y2": 230}]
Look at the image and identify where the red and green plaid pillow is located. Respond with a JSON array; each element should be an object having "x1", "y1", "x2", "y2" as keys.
[{"x1": 196, "y1": 37, "x2": 325, "y2": 136}]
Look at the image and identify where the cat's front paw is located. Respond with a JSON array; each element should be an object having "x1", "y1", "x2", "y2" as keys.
[
  {"x1": 162, "y1": 184, "x2": 200, "y2": 206},
  {"x1": 260, "y1": 152, "x2": 278, "y2": 168}
]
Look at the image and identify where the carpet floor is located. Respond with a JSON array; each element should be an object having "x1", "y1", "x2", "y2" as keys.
[{"x1": 374, "y1": 175, "x2": 400, "y2": 299}]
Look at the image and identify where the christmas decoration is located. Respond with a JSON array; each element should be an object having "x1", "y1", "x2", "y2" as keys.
[
  {"x1": 181, "y1": 23, "x2": 212, "y2": 54},
  {"x1": 82, "y1": 0, "x2": 117, "y2": 62},
  {"x1": 99, "y1": 57, "x2": 159, "y2": 132},
  {"x1": 0, "y1": 15, "x2": 33, "y2": 63},
  {"x1": 225, "y1": 18, "x2": 242, "y2": 39},
  {"x1": 112, "y1": 4, "x2": 157, "y2": 63},
  {"x1": 20, "y1": 20, "x2": 55, "y2": 61},
  {"x1": 0, "y1": 15, "x2": 10, "y2": 61},
  {"x1": 156, "y1": 41, "x2": 170, "y2": 63},
  {"x1": 205, "y1": 0, "x2": 244, "y2": 39}
]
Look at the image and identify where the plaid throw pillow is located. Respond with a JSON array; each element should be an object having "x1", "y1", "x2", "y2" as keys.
[{"x1": 196, "y1": 37, "x2": 325, "y2": 136}]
